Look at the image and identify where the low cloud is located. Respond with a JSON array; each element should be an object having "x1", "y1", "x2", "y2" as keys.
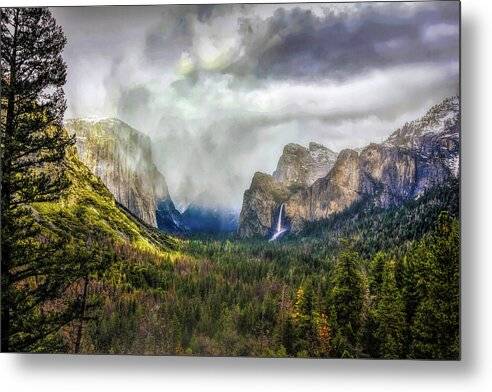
[{"x1": 52, "y1": 2, "x2": 460, "y2": 210}]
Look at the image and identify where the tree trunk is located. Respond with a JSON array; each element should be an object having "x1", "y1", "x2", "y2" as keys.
[{"x1": 1, "y1": 9, "x2": 19, "y2": 353}]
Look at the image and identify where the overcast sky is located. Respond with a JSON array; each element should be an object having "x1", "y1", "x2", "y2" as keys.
[{"x1": 51, "y1": 2, "x2": 460, "y2": 211}]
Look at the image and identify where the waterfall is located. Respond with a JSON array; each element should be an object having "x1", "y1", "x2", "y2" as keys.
[
  {"x1": 276, "y1": 203, "x2": 283, "y2": 232},
  {"x1": 269, "y1": 203, "x2": 287, "y2": 241}
]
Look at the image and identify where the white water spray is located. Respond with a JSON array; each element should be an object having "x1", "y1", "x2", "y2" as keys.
[{"x1": 269, "y1": 203, "x2": 287, "y2": 241}]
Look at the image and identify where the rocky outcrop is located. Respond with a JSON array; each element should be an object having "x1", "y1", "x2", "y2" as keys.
[
  {"x1": 285, "y1": 148, "x2": 368, "y2": 232},
  {"x1": 238, "y1": 172, "x2": 292, "y2": 238},
  {"x1": 273, "y1": 142, "x2": 337, "y2": 187},
  {"x1": 156, "y1": 198, "x2": 186, "y2": 234},
  {"x1": 65, "y1": 118, "x2": 183, "y2": 230},
  {"x1": 238, "y1": 142, "x2": 338, "y2": 237},
  {"x1": 238, "y1": 97, "x2": 460, "y2": 237}
]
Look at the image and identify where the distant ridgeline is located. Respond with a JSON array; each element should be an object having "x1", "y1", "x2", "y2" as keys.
[
  {"x1": 238, "y1": 97, "x2": 460, "y2": 239},
  {"x1": 65, "y1": 97, "x2": 459, "y2": 241}
]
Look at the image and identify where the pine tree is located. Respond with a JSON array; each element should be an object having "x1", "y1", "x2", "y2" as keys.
[
  {"x1": 1, "y1": 8, "x2": 75, "y2": 352},
  {"x1": 291, "y1": 284, "x2": 313, "y2": 356},
  {"x1": 374, "y1": 259, "x2": 406, "y2": 358},
  {"x1": 368, "y1": 251, "x2": 387, "y2": 297},
  {"x1": 328, "y1": 248, "x2": 368, "y2": 358},
  {"x1": 312, "y1": 310, "x2": 331, "y2": 357},
  {"x1": 363, "y1": 251, "x2": 389, "y2": 357},
  {"x1": 409, "y1": 212, "x2": 460, "y2": 359},
  {"x1": 280, "y1": 315, "x2": 296, "y2": 356}
]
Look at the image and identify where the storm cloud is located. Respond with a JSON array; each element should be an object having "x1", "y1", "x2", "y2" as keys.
[
  {"x1": 51, "y1": 2, "x2": 460, "y2": 210},
  {"x1": 230, "y1": 2, "x2": 459, "y2": 80}
]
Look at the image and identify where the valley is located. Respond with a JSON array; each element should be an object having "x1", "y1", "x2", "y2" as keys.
[
  {"x1": 36, "y1": 97, "x2": 459, "y2": 358},
  {"x1": 2, "y1": 96, "x2": 460, "y2": 359},
  {"x1": 70, "y1": 178, "x2": 459, "y2": 358},
  {"x1": 0, "y1": 5, "x2": 460, "y2": 361}
]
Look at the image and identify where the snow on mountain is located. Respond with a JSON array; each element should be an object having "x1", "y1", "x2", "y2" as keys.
[{"x1": 384, "y1": 96, "x2": 459, "y2": 149}]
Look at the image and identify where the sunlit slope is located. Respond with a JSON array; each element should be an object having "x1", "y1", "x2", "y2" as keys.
[{"x1": 34, "y1": 148, "x2": 180, "y2": 258}]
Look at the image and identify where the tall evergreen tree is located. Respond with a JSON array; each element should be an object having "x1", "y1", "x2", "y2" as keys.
[
  {"x1": 368, "y1": 251, "x2": 387, "y2": 297},
  {"x1": 1, "y1": 8, "x2": 75, "y2": 352},
  {"x1": 328, "y1": 248, "x2": 368, "y2": 358},
  {"x1": 409, "y1": 212, "x2": 460, "y2": 359},
  {"x1": 288, "y1": 281, "x2": 332, "y2": 358},
  {"x1": 363, "y1": 251, "x2": 389, "y2": 357},
  {"x1": 374, "y1": 259, "x2": 406, "y2": 358}
]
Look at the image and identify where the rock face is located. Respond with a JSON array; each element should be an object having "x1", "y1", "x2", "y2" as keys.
[
  {"x1": 273, "y1": 142, "x2": 338, "y2": 187},
  {"x1": 156, "y1": 198, "x2": 186, "y2": 234},
  {"x1": 65, "y1": 118, "x2": 183, "y2": 231},
  {"x1": 238, "y1": 142, "x2": 338, "y2": 238},
  {"x1": 238, "y1": 172, "x2": 291, "y2": 238},
  {"x1": 238, "y1": 97, "x2": 460, "y2": 237},
  {"x1": 285, "y1": 148, "x2": 369, "y2": 232}
]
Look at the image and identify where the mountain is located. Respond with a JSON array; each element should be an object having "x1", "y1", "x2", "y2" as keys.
[
  {"x1": 238, "y1": 97, "x2": 460, "y2": 238},
  {"x1": 181, "y1": 204, "x2": 239, "y2": 234},
  {"x1": 34, "y1": 145, "x2": 177, "y2": 257},
  {"x1": 273, "y1": 142, "x2": 338, "y2": 187},
  {"x1": 384, "y1": 97, "x2": 459, "y2": 150},
  {"x1": 65, "y1": 118, "x2": 185, "y2": 233},
  {"x1": 385, "y1": 96, "x2": 460, "y2": 177},
  {"x1": 300, "y1": 177, "x2": 459, "y2": 257},
  {"x1": 156, "y1": 198, "x2": 187, "y2": 234},
  {"x1": 238, "y1": 142, "x2": 338, "y2": 238}
]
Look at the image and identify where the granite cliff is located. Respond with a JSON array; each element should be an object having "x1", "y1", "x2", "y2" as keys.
[
  {"x1": 238, "y1": 97, "x2": 460, "y2": 237},
  {"x1": 273, "y1": 142, "x2": 338, "y2": 187},
  {"x1": 65, "y1": 118, "x2": 184, "y2": 232}
]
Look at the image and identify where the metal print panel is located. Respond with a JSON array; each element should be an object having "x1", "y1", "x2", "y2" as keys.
[{"x1": 0, "y1": 1, "x2": 460, "y2": 359}]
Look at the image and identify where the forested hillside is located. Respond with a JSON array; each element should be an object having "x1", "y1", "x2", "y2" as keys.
[
  {"x1": 85, "y1": 210, "x2": 458, "y2": 359},
  {"x1": 301, "y1": 178, "x2": 460, "y2": 257},
  {"x1": 76, "y1": 179, "x2": 459, "y2": 359}
]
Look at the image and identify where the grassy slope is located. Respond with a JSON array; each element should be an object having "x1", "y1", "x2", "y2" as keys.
[{"x1": 33, "y1": 148, "x2": 180, "y2": 259}]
